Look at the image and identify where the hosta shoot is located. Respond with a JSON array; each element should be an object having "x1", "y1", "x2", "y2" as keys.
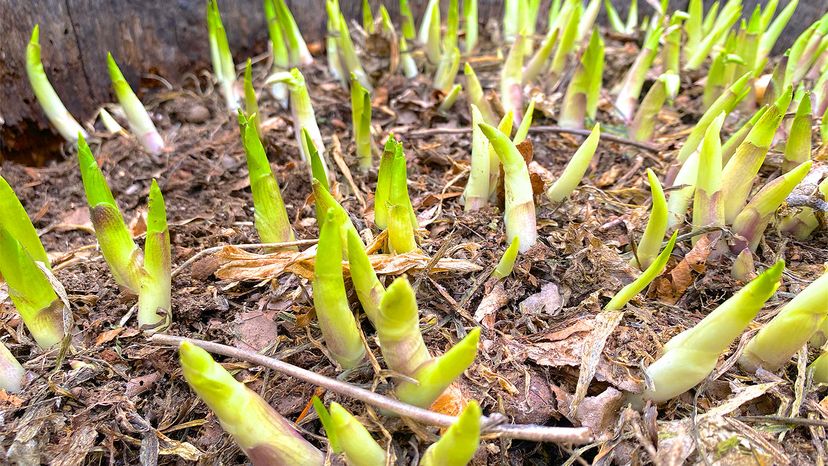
[
  {"x1": 0, "y1": 176, "x2": 50, "y2": 267},
  {"x1": 313, "y1": 400, "x2": 386, "y2": 466},
  {"x1": 400, "y1": 36, "x2": 419, "y2": 79},
  {"x1": 684, "y1": 0, "x2": 703, "y2": 62},
  {"x1": 243, "y1": 59, "x2": 262, "y2": 139},
  {"x1": 463, "y1": 0, "x2": 478, "y2": 53},
  {"x1": 740, "y1": 269, "x2": 828, "y2": 372},
  {"x1": 548, "y1": 1, "x2": 582, "y2": 82},
  {"x1": 513, "y1": 98, "x2": 535, "y2": 145},
  {"x1": 434, "y1": 46, "x2": 461, "y2": 94},
  {"x1": 605, "y1": 231, "x2": 677, "y2": 311},
  {"x1": 443, "y1": 0, "x2": 460, "y2": 53},
  {"x1": 399, "y1": 0, "x2": 415, "y2": 40},
  {"x1": 614, "y1": 26, "x2": 663, "y2": 122},
  {"x1": 271, "y1": 0, "x2": 313, "y2": 67},
  {"x1": 577, "y1": 0, "x2": 601, "y2": 43},
  {"x1": 311, "y1": 180, "x2": 358, "y2": 254},
  {"x1": 666, "y1": 150, "x2": 700, "y2": 229},
  {"x1": 306, "y1": 129, "x2": 329, "y2": 192},
  {"x1": 386, "y1": 145, "x2": 418, "y2": 254},
  {"x1": 107, "y1": 53, "x2": 164, "y2": 155},
  {"x1": 632, "y1": 169, "x2": 668, "y2": 270},
  {"x1": 684, "y1": 0, "x2": 742, "y2": 71},
  {"x1": 314, "y1": 209, "x2": 366, "y2": 369},
  {"x1": 722, "y1": 105, "x2": 768, "y2": 163},
  {"x1": 420, "y1": 401, "x2": 482, "y2": 466},
  {"x1": 662, "y1": 12, "x2": 688, "y2": 74},
  {"x1": 559, "y1": 29, "x2": 604, "y2": 129},
  {"x1": 523, "y1": 23, "x2": 560, "y2": 85},
  {"x1": 730, "y1": 161, "x2": 812, "y2": 253},
  {"x1": 500, "y1": 36, "x2": 525, "y2": 125},
  {"x1": 206, "y1": 0, "x2": 239, "y2": 111},
  {"x1": 361, "y1": 0, "x2": 374, "y2": 34},
  {"x1": 77, "y1": 135, "x2": 143, "y2": 294},
  {"x1": 691, "y1": 113, "x2": 725, "y2": 242},
  {"x1": 264, "y1": 0, "x2": 290, "y2": 105},
  {"x1": 137, "y1": 180, "x2": 171, "y2": 332},
  {"x1": 783, "y1": 91, "x2": 812, "y2": 171},
  {"x1": 0, "y1": 342, "x2": 24, "y2": 393},
  {"x1": 350, "y1": 75, "x2": 373, "y2": 170},
  {"x1": 812, "y1": 352, "x2": 828, "y2": 385},
  {"x1": 545, "y1": 124, "x2": 601, "y2": 204},
  {"x1": 643, "y1": 261, "x2": 784, "y2": 403},
  {"x1": 179, "y1": 341, "x2": 324, "y2": 465},
  {"x1": 0, "y1": 228, "x2": 64, "y2": 349},
  {"x1": 478, "y1": 123, "x2": 537, "y2": 253},
  {"x1": 492, "y1": 236, "x2": 520, "y2": 279},
  {"x1": 605, "y1": 0, "x2": 638, "y2": 35},
  {"x1": 346, "y1": 228, "x2": 384, "y2": 325},
  {"x1": 462, "y1": 106, "x2": 489, "y2": 211},
  {"x1": 324, "y1": 0, "x2": 347, "y2": 87},
  {"x1": 464, "y1": 64, "x2": 498, "y2": 125},
  {"x1": 438, "y1": 84, "x2": 463, "y2": 114},
  {"x1": 487, "y1": 112, "x2": 514, "y2": 200},
  {"x1": 420, "y1": 0, "x2": 441, "y2": 64},
  {"x1": 238, "y1": 112, "x2": 296, "y2": 245},
  {"x1": 335, "y1": 13, "x2": 371, "y2": 91},
  {"x1": 703, "y1": 50, "x2": 744, "y2": 108},
  {"x1": 629, "y1": 72, "x2": 679, "y2": 142},
  {"x1": 720, "y1": 106, "x2": 783, "y2": 223},
  {"x1": 98, "y1": 107, "x2": 125, "y2": 135},
  {"x1": 26, "y1": 25, "x2": 87, "y2": 142},
  {"x1": 757, "y1": 0, "x2": 798, "y2": 72},
  {"x1": 373, "y1": 139, "x2": 397, "y2": 229}
]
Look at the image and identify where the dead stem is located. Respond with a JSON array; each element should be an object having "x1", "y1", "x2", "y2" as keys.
[{"x1": 150, "y1": 333, "x2": 593, "y2": 444}]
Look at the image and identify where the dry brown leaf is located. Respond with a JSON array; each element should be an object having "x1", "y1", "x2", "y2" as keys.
[
  {"x1": 654, "y1": 235, "x2": 713, "y2": 304},
  {"x1": 95, "y1": 327, "x2": 125, "y2": 346},
  {"x1": 519, "y1": 282, "x2": 563, "y2": 316},
  {"x1": 474, "y1": 281, "x2": 509, "y2": 330}
]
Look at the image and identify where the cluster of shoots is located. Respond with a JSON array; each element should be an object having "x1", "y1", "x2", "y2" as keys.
[
  {"x1": 77, "y1": 136, "x2": 171, "y2": 331},
  {"x1": 374, "y1": 138, "x2": 418, "y2": 253},
  {"x1": 0, "y1": 176, "x2": 65, "y2": 349},
  {"x1": 107, "y1": 53, "x2": 165, "y2": 155},
  {"x1": 605, "y1": 0, "x2": 638, "y2": 35}
]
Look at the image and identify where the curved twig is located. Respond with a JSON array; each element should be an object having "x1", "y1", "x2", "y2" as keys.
[{"x1": 150, "y1": 334, "x2": 593, "y2": 444}]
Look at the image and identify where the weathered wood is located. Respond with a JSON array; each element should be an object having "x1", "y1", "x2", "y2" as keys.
[{"x1": 0, "y1": 0, "x2": 825, "y2": 162}]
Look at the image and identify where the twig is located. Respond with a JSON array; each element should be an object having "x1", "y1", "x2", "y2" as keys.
[
  {"x1": 736, "y1": 415, "x2": 828, "y2": 429},
  {"x1": 150, "y1": 334, "x2": 593, "y2": 444},
  {"x1": 171, "y1": 239, "x2": 319, "y2": 278},
  {"x1": 403, "y1": 126, "x2": 660, "y2": 152}
]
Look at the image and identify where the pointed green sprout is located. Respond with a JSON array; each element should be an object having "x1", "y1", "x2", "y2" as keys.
[
  {"x1": 399, "y1": 36, "x2": 419, "y2": 79},
  {"x1": 107, "y1": 53, "x2": 164, "y2": 154},
  {"x1": 792, "y1": 16, "x2": 828, "y2": 86},
  {"x1": 179, "y1": 341, "x2": 324, "y2": 465},
  {"x1": 98, "y1": 107, "x2": 125, "y2": 134},
  {"x1": 361, "y1": 0, "x2": 374, "y2": 34},
  {"x1": 814, "y1": 62, "x2": 828, "y2": 117},
  {"x1": 731, "y1": 161, "x2": 812, "y2": 253},
  {"x1": 434, "y1": 46, "x2": 461, "y2": 94},
  {"x1": 666, "y1": 148, "x2": 700, "y2": 230},
  {"x1": 464, "y1": 64, "x2": 498, "y2": 125},
  {"x1": 662, "y1": 12, "x2": 688, "y2": 74},
  {"x1": 396, "y1": 327, "x2": 481, "y2": 409},
  {"x1": 334, "y1": 13, "x2": 371, "y2": 91},
  {"x1": 493, "y1": 236, "x2": 520, "y2": 280},
  {"x1": 521, "y1": 0, "x2": 543, "y2": 54},
  {"x1": 685, "y1": 0, "x2": 742, "y2": 71},
  {"x1": 559, "y1": 29, "x2": 604, "y2": 130},
  {"x1": 741, "y1": 269, "x2": 828, "y2": 372},
  {"x1": 758, "y1": 0, "x2": 798, "y2": 73},
  {"x1": 679, "y1": 73, "x2": 752, "y2": 163},
  {"x1": 265, "y1": 69, "x2": 330, "y2": 176},
  {"x1": 503, "y1": 0, "x2": 520, "y2": 42},
  {"x1": 722, "y1": 105, "x2": 768, "y2": 164},
  {"x1": 703, "y1": 49, "x2": 744, "y2": 108},
  {"x1": 463, "y1": 0, "x2": 478, "y2": 53},
  {"x1": 399, "y1": 0, "x2": 415, "y2": 40},
  {"x1": 605, "y1": 231, "x2": 678, "y2": 311},
  {"x1": 548, "y1": 1, "x2": 582, "y2": 82},
  {"x1": 0, "y1": 228, "x2": 64, "y2": 349},
  {"x1": 272, "y1": 0, "x2": 313, "y2": 67},
  {"x1": 314, "y1": 400, "x2": 386, "y2": 466},
  {"x1": 378, "y1": 5, "x2": 395, "y2": 36},
  {"x1": 77, "y1": 135, "x2": 143, "y2": 293},
  {"x1": 462, "y1": 105, "x2": 489, "y2": 211},
  {"x1": 0, "y1": 342, "x2": 25, "y2": 394},
  {"x1": 605, "y1": 0, "x2": 638, "y2": 35},
  {"x1": 523, "y1": 21, "x2": 561, "y2": 85},
  {"x1": 684, "y1": 0, "x2": 703, "y2": 62},
  {"x1": 306, "y1": 129, "x2": 329, "y2": 192},
  {"x1": 478, "y1": 123, "x2": 537, "y2": 253},
  {"x1": 346, "y1": 228, "x2": 383, "y2": 325},
  {"x1": 138, "y1": 180, "x2": 171, "y2": 332},
  {"x1": 783, "y1": 91, "x2": 812, "y2": 171},
  {"x1": 731, "y1": 247, "x2": 756, "y2": 282},
  {"x1": 26, "y1": 25, "x2": 87, "y2": 142},
  {"x1": 314, "y1": 209, "x2": 366, "y2": 369},
  {"x1": 513, "y1": 99, "x2": 534, "y2": 145},
  {"x1": 812, "y1": 352, "x2": 828, "y2": 385},
  {"x1": 720, "y1": 106, "x2": 784, "y2": 223},
  {"x1": 421, "y1": 0, "x2": 442, "y2": 64},
  {"x1": 630, "y1": 72, "x2": 679, "y2": 142},
  {"x1": 614, "y1": 26, "x2": 663, "y2": 122},
  {"x1": 632, "y1": 169, "x2": 668, "y2": 270},
  {"x1": 324, "y1": 0, "x2": 347, "y2": 87},
  {"x1": 487, "y1": 112, "x2": 514, "y2": 200},
  {"x1": 546, "y1": 124, "x2": 601, "y2": 204},
  {"x1": 500, "y1": 36, "x2": 524, "y2": 123},
  {"x1": 691, "y1": 113, "x2": 725, "y2": 242},
  {"x1": 206, "y1": 0, "x2": 239, "y2": 111},
  {"x1": 387, "y1": 189, "x2": 417, "y2": 254},
  {"x1": 351, "y1": 76, "x2": 373, "y2": 170},
  {"x1": 701, "y1": 0, "x2": 721, "y2": 37},
  {"x1": 734, "y1": 6, "x2": 763, "y2": 78},
  {"x1": 0, "y1": 176, "x2": 50, "y2": 267},
  {"x1": 265, "y1": 0, "x2": 291, "y2": 104},
  {"x1": 243, "y1": 59, "x2": 262, "y2": 139},
  {"x1": 643, "y1": 261, "x2": 785, "y2": 403},
  {"x1": 311, "y1": 179, "x2": 358, "y2": 254},
  {"x1": 238, "y1": 112, "x2": 296, "y2": 246},
  {"x1": 443, "y1": 0, "x2": 460, "y2": 53},
  {"x1": 373, "y1": 138, "x2": 396, "y2": 230},
  {"x1": 421, "y1": 401, "x2": 482, "y2": 466},
  {"x1": 438, "y1": 84, "x2": 463, "y2": 114}
]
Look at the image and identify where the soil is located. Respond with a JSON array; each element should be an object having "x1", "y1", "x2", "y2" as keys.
[{"x1": 1, "y1": 33, "x2": 827, "y2": 465}]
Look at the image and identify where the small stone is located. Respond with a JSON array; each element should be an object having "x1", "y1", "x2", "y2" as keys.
[{"x1": 183, "y1": 104, "x2": 210, "y2": 124}]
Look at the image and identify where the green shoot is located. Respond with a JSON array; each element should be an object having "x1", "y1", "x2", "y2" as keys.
[
  {"x1": 545, "y1": 124, "x2": 601, "y2": 203},
  {"x1": 238, "y1": 112, "x2": 296, "y2": 246},
  {"x1": 722, "y1": 105, "x2": 768, "y2": 163},
  {"x1": 0, "y1": 342, "x2": 24, "y2": 393},
  {"x1": 306, "y1": 129, "x2": 330, "y2": 192},
  {"x1": 492, "y1": 236, "x2": 520, "y2": 279},
  {"x1": 812, "y1": 352, "x2": 828, "y2": 385},
  {"x1": 632, "y1": 169, "x2": 668, "y2": 270},
  {"x1": 684, "y1": 0, "x2": 742, "y2": 71},
  {"x1": 783, "y1": 91, "x2": 813, "y2": 171},
  {"x1": 464, "y1": 63, "x2": 498, "y2": 125},
  {"x1": 373, "y1": 138, "x2": 396, "y2": 229},
  {"x1": 523, "y1": 23, "x2": 560, "y2": 84},
  {"x1": 434, "y1": 46, "x2": 461, "y2": 94},
  {"x1": 463, "y1": 0, "x2": 478, "y2": 53},
  {"x1": 351, "y1": 75, "x2": 374, "y2": 171},
  {"x1": 325, "y1": 0, "x2": 347, "y2": 87},
  {"x1": 243, "y1": 59, "x2": 262, "y2": 139},
  {"x1": 421, "y1": 0, "x2": 441, "y2": 64},
  {"x1": 335, "y1": 13, "x2": 372, "y2": 91},
  {"x1": 662, "y1": 12, "x2": 688, "y2": 74},
  {"x1": 107, "y1": 53, "x2": 164, "y2": 155},
  {"x1": 314, "y1": 209, "x2": 366, "y2": 369},
  {"x1": 362, "y1": 0, "x2": 375, "y2": 34},
  {"x1": 376, "y1": 276, "x2": 432, "y2": 376},
  {"x1": 548, "y1": 1, "x2": 582, "y2": 81},
  {"x1": 178, "y1": 341, "x2": 324, "y2": 464},
  {"x1": 614, "y1": 26, "x2": 663, "y2": 122},
  {"x1": 0, "y1": 176, "x2": 50, "y2": 267},
  {"x1": 346, "y1": 228, "x2": 384, "y2": 325},
  {"x1": 462, "y1": 105, "x2": 489, "y2": 211},
  {"x1": 138, "y1": 180, "x2": 171, "y2": 332},
  {"x1": 317, "y1": 401, "x2": 386, "y2": 465},
  {"x1": 643, "y1": 261, "x2": 784, "y2": 403},
  {"x1": 206, "y1": 0, "x2": 239, "y2": 111},
  {"x1": 691, "y1": 113, "x2": 725, "y2": 243},
  {"x1": 26, "y1": 25, "x2": 87, "y2": 141},
  {"x1": 604, "y1": 231, "x2": 678, "y2": 311},
  {"x1": 487, "y1": 112, "x2": 514, "y2": 200},
  {"x1": 501, "y1": 36, "x2": 526, "y2": 129},
  {"x1": 400, "y1": 0, "x2": 416, "y2": 40},
  {"x1": 421, "y1": 401, "x2": 482, "y2": 466},
  {"x1": 272, "y1": 0, "x2": 313, "y2": 66},
  {"x1": 560, "y1": 29, "x2": 604, "y2": 129},
  {"x1": 444, "y1": 0, "x2": 460, "y2": 52},
  {"x1": 630, "y1": 72, "x2": 679, "y2": 141},
  {"x1": 265, "y1": 0, "x2": 291, "y2": 104},
  {"x1": 513, "y1": 99, "x2": 535, "y2": 145},
  {"x1": 478, "y1": 123, "x2": 537, "y2": 253},
  {"x1": 400, "y1": 36, "x2": 419, "y2": 79},
  {"x1": 438, "y1": 84, "x2": 463, "y2": 114}
]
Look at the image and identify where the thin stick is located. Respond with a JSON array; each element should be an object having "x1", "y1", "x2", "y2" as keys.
[
  {"x1": 150, "y1": 334, "x2": 593, "y2": 444},
  {"x1": 403, "y1": 126, "x2": 660, "y2": 152},
  {"x1": 170, "y1": 239, "x2": 318, "y2": 278},
  {"x1": 736, "y1": 415, "x2": 828, "y2": 429}
]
